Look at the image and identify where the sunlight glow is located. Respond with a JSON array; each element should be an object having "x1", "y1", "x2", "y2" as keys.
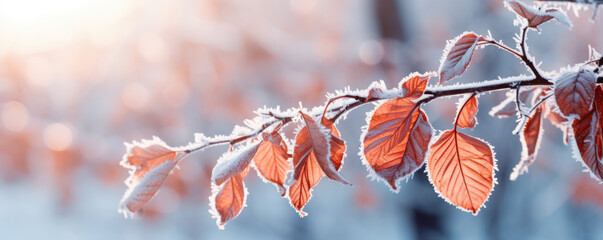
[{"x1": 0, "y1": 0, "x2": 132, "y2": 54}]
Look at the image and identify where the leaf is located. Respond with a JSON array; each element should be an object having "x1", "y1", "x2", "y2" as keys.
[
  {"x1": 298, "y1": 112, "x2": 350, "y2": 185},
  {"x1": 427, "y1": 130, "x2": 496, "y2": 214},
  {"x1": 438, "y1": 32, "x2": 485, "y2": 85},
  {"x1": 362, "y1": 97, "x2": 433, "y2": 191},
  {"x1": 322, "y1": 117, "x2": 346, "y2": 171},
  {"x1": 456, "y1": 95, "x2": 479, "y2": 128},
  {"x1": 570, "y1": 86, "x2": 603, "y2": 181},
  {"x1": 510, "y1": 106, "x2": 544, "y2": 180},
  {"x1": 504, "y1": 0, "x2": 572, "y2": 30},
  {"x1": 400, "y1": 72, "x2": 433, "y2": 99},
  {"x1": 253, "y1": 131, "x2": 291, "y2": 196},
  {"x1": 288, "y1": 113, "x2": 350, "y2": 216},
  {"x1": 209, "y1": 166, "x2": 250, "y2": 229},
  {"x1": 118, "y1": 137, "x2": 186, "y2": 217},
  {"x1": 554, "y1": 68, "x2": 597, "y2": 118},
  {"x1": 212, "y1": 141, "x2": 261, "y2": 185}
]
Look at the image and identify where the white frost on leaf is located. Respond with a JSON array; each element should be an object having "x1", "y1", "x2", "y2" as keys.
[
  {"x1": 211, "y1": 141, "x2": 261, "y2": 185},
  {"x1": 438, "y1": 32, "x2": 486, "y2": 85},
  {"x1": 553, "y1": 67, "x2": 597, "y2": 119},
  {"x1": 505, "y1": 0, "x2": 573, "y2": 30},
  {"x1": 118, "y1": 136, "x2": 187, "y2": 218},
  {"x1": 589, "y1": 45, "x2": 602, "y2": 61}
]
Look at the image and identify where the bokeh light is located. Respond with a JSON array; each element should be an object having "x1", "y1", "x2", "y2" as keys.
[
  {"x1": 1, "y1": 101, "x2": 29, "y2": 132},
  {"x1": 43, "y1": 123, "x2": 74, "y2": 151}
]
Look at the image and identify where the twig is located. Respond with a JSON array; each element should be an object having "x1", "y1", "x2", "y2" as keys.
[{"x1": 518, "y1": 26, "x2": 544, "y2": 80}]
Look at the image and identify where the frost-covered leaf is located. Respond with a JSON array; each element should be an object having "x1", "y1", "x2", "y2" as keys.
[
  {"x1": 119, "y1": 137, "x2": 186, "y2": 217},
  {"x1": 362, "y1": 97, "x2": 433, "y2": 191},
  {"x1": 505, "y1": 0, "x2": 573, "y2": 29},
  {"x1": 554, "y1": 68, "x2": 597, "y2": 118},
  {"x1": 438, "y1": 32, "x2": 485, "y2": 85},
  {"x1": 298, "y1": 112, "x2": 350, "y2": 185},
  {"x1": 456, "y1": 95, "x2": 479, "y2": 128},
  {"x1": 400, "y1": 72, "x2": 433, "y2": 99},
  {"x1": 209, "y1": 166, "x2": 249, "y2": 229},
  {"x1": 288, "y1": 113, "x2": 350, "y2": 216},
  {"x1": 511, "y1": 106, "x2": 543, "y2": 180},
  {"x1": 427, "y1": 130, "x2": 496, "y2": 214},
  {"x1": 253, "y1": 131, "x2": 291, "y2": 196},
  {"x1": 570, "y1": 86, "x2": 603, "y2": 181},
  {"x1": 212, "y1": 141, "x2": 261, "y2": 185}
]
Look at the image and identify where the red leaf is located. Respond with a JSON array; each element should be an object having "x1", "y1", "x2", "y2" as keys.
[
  {"x1": 212, "y1": 141, "x2": 261, "y2": 185},
  {"x1": 427, "y1": 130, "x2": 495, "y2": 214},
  {"x1": 288, "y1": 113, "x2": 350, "y2": 216},
  {"x1": 456, "y1": 95, "x2": 479, "y2": 128},
  {"x1": 119, "y1": 137, "x2": 186, "y2": 217},
  {"x1": 554, "y1": 68, "x2": 597, "y2": 118},
  {"x1": 400, "y1": 72, "x2": 433, "y2": 99},
  {"x1": 570, "y1": 86, "x2": 603, "y2": 181},
  {"x1": 505, "y1": 0, "x2": 572, "y2": 29},
  {"x1": 253, "y1": 132, "x2": 291, "y2": 196},
  {"x1": 511, "y1": 106, "x2": 543, "y2": 180},
  {"x1": 438, "y1": 32, "x2": 484, "y2": 85},
  {"x1": 210, "y1": 166, "x2": 250, "y2": 229},
  {"x1": 362, "y1": 97, "x2": 433, "y2": 191}
]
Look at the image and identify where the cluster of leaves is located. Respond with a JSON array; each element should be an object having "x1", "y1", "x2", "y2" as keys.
[{"x1": 117, "y1": 0, "x2": 603, "y2": 229}]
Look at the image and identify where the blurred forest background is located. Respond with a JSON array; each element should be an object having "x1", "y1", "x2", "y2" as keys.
[{"x1": 0, "y1": 0, "x2": 602, "y2": 239}]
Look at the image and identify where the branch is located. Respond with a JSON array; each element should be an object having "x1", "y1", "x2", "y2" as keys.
[{"x1": 179, "y1": 74, "x2": 601, "y2": 155}]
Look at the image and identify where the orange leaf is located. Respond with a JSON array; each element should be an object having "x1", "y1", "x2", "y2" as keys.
[
  {"x1": 511, "y1": 105, "x2": 543, "y2": 180},
  {"x1": 322, "y1": 117, "x2": 346, "y2": 171},
  {"x1": 362, "y1": 97, "x2": 433, "y2": 191},
  {"x1": 400, "y1": 72, "x2": 433, "y2": 99},
  {"x1": 288, "y1": 113, "x2": 349, "y2": 216},
  {"x1": 253, "y1": 131, "x2": 291, "y2": 196},
  {"x1": 456, "y1": 95, "x2": 479, "y2": 128},
  {"x1": 212, "y1": 141, "x2": 261, "y2": 185},
  {"x1": 119, "y1": 137, "x2": 186, "y2": 217},
  {"x1": 504, "y1": 0, "x2": 572, "y2": 29},
  {"x1": 438, "y1": 32, "x2": 484, "y2": 85},
  {"x1": 427, "y1": 130, "x2": 495, "y2": 214},
  {"x1": 570, "y1": 86, "x2": 603, "y2": 181},
  {"x1": 554, "y1": 68, "x2": 597, "y2": 118},
  {"x1": 210, "y1": 166, "x2": 250, "y2": 229},
  {"x1": 297, "y1": 112, "x2": 350, "y2": 185}
]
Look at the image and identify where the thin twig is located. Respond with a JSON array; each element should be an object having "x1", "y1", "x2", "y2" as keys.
[{"x1": 519, "y1": 26, "x2": 544, "y2": 80}]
